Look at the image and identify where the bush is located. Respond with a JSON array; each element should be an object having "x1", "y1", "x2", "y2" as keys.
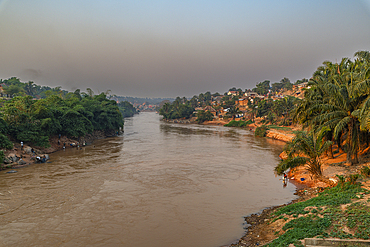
[
  {"x1": 255, "y1": 125, "x2": 268, "y2": 137},
  {"x1": 0, "y1": 150, "x2": 4, "y2": 164},
  {"x1": 0, "y1": 133, "x2": 13, "y2": 149},
  {"x1": 361, "y1": 166, "x2": 370, "y2": 177},
  {"x1": 196, "y1": 110, "x2": 214, "y2": 124}
]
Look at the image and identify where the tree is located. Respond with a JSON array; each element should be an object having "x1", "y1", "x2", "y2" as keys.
[
  {"x1": 281, "y1": 77, "x2": 293, "y2": 90},
  {"x1": 196, "y1": 110, "x2": 213, "y2": 123},
  {"x1": 24, "y1": 81, "x2": 36, "y2": 96},
  {"x1": 158, "y1": 100, "x2": 194, "y2": 120},
  {"x1": 293, "y1": 53, "x2": 370, "y2": 165},
  {"x1": 256, "y1": 99, "x2": 273, "y2": 118},
  {"x1": 253, "y1": 80, "x2": 270, "y2": 95},
  {"x1": 3, "y1": 84, "x2": 25, "y2": 96},
  {"x1": 118, "y1": 101, "x2": 137, "y2": 118},
  {"x1": 275, "y1": 128, "x2": 332, "y2": 181},
  {"x1": 226, "y1": 105, "x2": 242, "y2": 120}
]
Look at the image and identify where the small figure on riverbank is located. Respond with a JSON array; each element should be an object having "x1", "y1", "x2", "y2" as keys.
[
  {"x1": 58, "y1": 140, "x2": 60, "y2": 145},
  {"x1": 282, "y1": 173, "x2": 288, "y2": 187},
  {"x1": 63, "y1": 143, "x2": 66, "y2": 150},
  {"x1": 21, "y1": 141, "x2": 23, "y2": 150}
]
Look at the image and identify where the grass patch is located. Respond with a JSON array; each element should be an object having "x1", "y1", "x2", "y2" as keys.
[
  {"x1": 267, "y1": 125, "x2": 292, "y2": 131},
  {"x1": 266, "y1": 182, "x2": 370, "y2": 246}
]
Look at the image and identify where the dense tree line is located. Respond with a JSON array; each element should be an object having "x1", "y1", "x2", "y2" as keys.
[
  {"x1": 159, "y1": 97, "x2": 195, "y2": 120},
  {"x1": 0, "y1": 91, "x2": 124, "y2": 148},
  {"x1": 0, "y1": 77, "x2": 69, "y2": 98},
  {"x1": 118, "y1": 101, "x2": 138, "y2": 118}
]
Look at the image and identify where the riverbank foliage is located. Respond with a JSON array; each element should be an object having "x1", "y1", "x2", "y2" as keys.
[
  {"x1": 196, "y1": 110, "x2": 214, "y2": 124},
  {"x1": 266, "y1": 182, "x2": 370, "y2": 246},
  {"x1": 291, "y1": 51, "x2": 370, "y2": 166},
  {"x1": 274, "y1": 50, "x2": 370, "y2": 180},
  {"x1": 275, "y1": 127, "x2": 333, "y2": 178},
  {"x1": 255, "y1": 125, "x2": 268, "y2": 137},
  {"x1": 159, "y1": 97, "x2": 195, "y2": 120},
  {"x1": 0, "y1": 91, "x2": 124, "y2": 147},
  {"x1": 117, "y1": 101, "x2": 138, "y2": 118}
]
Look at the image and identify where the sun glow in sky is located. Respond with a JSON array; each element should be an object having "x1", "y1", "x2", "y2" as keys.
[{"x1": 0, "y1": 0, "x2": 370, "y2": 97}]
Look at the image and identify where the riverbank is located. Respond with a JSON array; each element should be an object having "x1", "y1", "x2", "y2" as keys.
[
  {"x1": 225, "y1": 127, "x2": 370, "y2": 246},
  {"x1": 1, "y1": 130, "x2": 119, "y2": 170},
  {"x1": 227, "y1": 187, "x2": 317, "y2": 247},
  {"x1": 228, "y1": 178, "x2": 370, "y2": 247}
]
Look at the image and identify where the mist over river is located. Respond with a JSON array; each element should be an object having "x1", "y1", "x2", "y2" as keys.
[{"x1": 0, "y1": 112, "x2": 297, "y2": 247}]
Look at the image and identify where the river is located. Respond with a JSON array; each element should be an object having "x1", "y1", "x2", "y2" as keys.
[{"x1": 0, "y1": 112, "x2": 297, "y2": 247}]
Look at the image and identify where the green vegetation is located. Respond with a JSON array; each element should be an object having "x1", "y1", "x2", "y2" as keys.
[
  {"x1": 267, "y1": 183, "x2": 370, "y2": 246},
  {"x1": 224, "y1": 120, "x2": 252, "y2": 127},
  {"x1": 117, "y1": 101, "x2": 138, "y2": 118},
  {"x1": 275, "y1": 127, "x2": 332, "y2": 179},
  {"x1": 196, "y1": 110, "x2": 214, "y2": 124},
  {"x1": 361, "y1": 166, "x2": 370, "y2": 178},
  {"x1": 266, "y1": 125, "x2": 291, "y2": 131},
  {"x1": 0, "y1": 150, "x2": 4, "y2": 164},
  {"x1": 1, "y1": 77, "x2": 68, "y2": 98},
  {"x1": 159, "y1": 97, "x2": 195, "y2": 120},
  {"x1": 0, "y1": 91, "x2": 124, "y2": 147},
  {"x1": 255, "y1": 125, "x2": 268, "y2": 137},
  {"x1": 293, "y1": 51, "x2": 370, "y2": 165},
  {"x1": 225, "y1": 105, "x2": 242, "y2": 120}
]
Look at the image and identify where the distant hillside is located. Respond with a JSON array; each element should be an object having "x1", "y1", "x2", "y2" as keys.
[{"x1": 115, "y1": 96, "x2": 174, "y2": 105}]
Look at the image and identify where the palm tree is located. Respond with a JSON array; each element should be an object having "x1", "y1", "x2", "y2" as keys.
[
  {"x1": 275, "y1": 127, "x2": 332, "y2": 181},
  {"x1": 226, "y1": 105, "x2": 242, "y2": 120},
  {"x1": 294, "y1": 55, "x2": 368, "y2": 165},
  {"x1": 24, "y1": 81, "x2": 36, "y2": 96}
]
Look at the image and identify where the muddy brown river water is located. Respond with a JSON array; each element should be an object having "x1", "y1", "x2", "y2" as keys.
[{"x1": 0, "y1": 112, "x2": 297, "y2": 247}]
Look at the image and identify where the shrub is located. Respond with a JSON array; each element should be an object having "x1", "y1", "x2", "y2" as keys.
[
  {"x1": 361, "y1": 166, "x2": 370, "y2": 177},
  {"x1": 196, "y1": 110, "x2": 214, "y2": 124},
  {"x1": 255, "y1": 125, "x2": 268, "y2": 137},
  {"x1": 0, "y1": 133, "x2": 13, "y2": 149},
  {"x1": 0, "y1": 150, "x2": 4, "y2": 164}
]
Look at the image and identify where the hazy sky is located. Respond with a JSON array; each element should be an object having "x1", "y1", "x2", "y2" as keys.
[{"x1": 1, "y1": 0, "x2": 370, "y2": 98}]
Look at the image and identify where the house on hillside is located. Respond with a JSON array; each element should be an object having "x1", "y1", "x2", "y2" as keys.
[
  {"x1": 203, "y1": 106, "x2": 217, "y2": 116},
  {"x1": 244, "y1": 91, "x2": 259, "y2": 98},
  {"x1": 194, "y1": 106, "x2": 218, "y2": 118},
  {"x1": 236, "y1": 97, "x2": 249, "y2": 107},
  {"x1": 227, "y1": 90, "x2": 238, "y2": 96},
  {"x1": 293, "y1": 82, "x2": 309, "y2": 89},
  {"x1": 211, "y1": 96, "x2": 223, "y2": 105}
]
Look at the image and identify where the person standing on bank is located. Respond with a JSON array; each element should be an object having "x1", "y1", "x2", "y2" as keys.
[{"x1": 21, "y1": 141, "x2": 23, "y2": 150}]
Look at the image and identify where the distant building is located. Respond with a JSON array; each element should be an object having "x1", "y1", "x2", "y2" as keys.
[
  {"x1": 236, "y1": 97, "x2": 249, "y2": 106},
  {"x1": 227, "y1": 90, "x2": 238, "y2": 96},
  {"x1": 244, "y1": 92, "x2": 259, "y2": 97}
]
